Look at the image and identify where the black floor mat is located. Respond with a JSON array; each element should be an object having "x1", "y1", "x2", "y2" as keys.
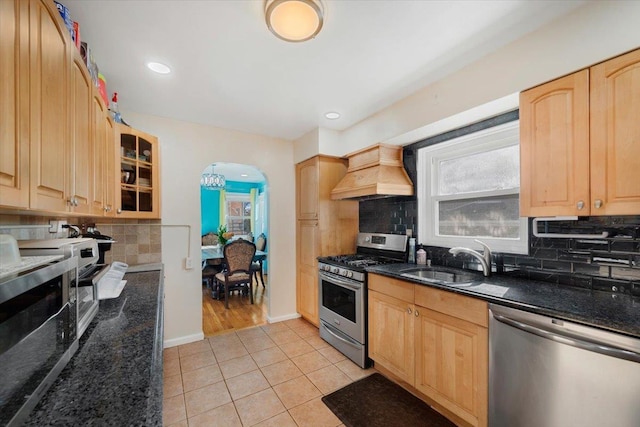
[{"x1": 321, "y1": 373, "x2": 456, "y2": 427}]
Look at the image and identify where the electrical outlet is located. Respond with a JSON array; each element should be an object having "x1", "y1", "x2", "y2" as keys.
[
  {"x1": 58, "y1": 220, "x2": 67, "y2": 233},
  {"x1": 184, "y1": 257, "x2": 193, "y2": 270},
  {"x1": 49, "y1": 220, "x2": 58, "y2": 233}
]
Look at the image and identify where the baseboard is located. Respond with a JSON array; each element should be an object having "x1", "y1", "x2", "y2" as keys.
[
  {"x1": 267, "y1": 312, "x2": 301, "y2": 323},
  {"x1": 163, "y1": 331, "x2": 205, "y2": 348}
]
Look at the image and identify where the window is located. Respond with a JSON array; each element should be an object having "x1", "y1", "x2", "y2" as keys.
[
  {"x1": 418, "y1": 120, "x2": 528, "y2": 254},
  {"x1": 226, "y1": 194, "x2": 252, "y2": 234}
]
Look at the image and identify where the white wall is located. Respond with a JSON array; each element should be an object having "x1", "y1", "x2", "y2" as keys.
[
  {"x1": 293, "y1": 128, "x2": 319, "y2": 164},
  {"x1": 333, "y1": 0, "x2": 640, "y2": 155},
  {"x1": 122, "y1": 112, "x2": 296, "y2": 346}
]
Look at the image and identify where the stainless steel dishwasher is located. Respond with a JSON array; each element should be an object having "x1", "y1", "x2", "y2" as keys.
[{"x1": 489, "y1": 304, "x2": 640, "y2": 427}]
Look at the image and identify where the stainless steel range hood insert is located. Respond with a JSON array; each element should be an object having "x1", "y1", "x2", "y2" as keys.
[{"x1": 331, "y1": 143, "x2": 414, "y2": 200}]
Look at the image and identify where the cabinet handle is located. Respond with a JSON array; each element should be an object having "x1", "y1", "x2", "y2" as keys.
[
  {"x1": 407, "y1": 308, "x2": 412, "y2": 315},
  {"x1": 415, "y1": 310, "x2": 419, "y2": 317},
  {"x1": 594, "y1": 199, "x2": 603, "y2": 209},
  {"x1": 117, "y1": 208, "x2": 122, "y2": 214},
  {"x1": 576, "y1": 200, "x2": 584, "y2": 210}
]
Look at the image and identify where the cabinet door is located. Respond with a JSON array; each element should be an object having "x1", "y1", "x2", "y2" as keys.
[
  {"x1": 91, "y1": 91, "x2": 107, "y2": 214},
  {"x1": 29, "y1": 0, "x2": 71, "y2": 212},
  {"x1": 368, "y1": 290, "x2": 415, "y2": 386},
  {"x1": 115, "y1": 125, "x2": 160, "y2": 218},
  {"x1": 520, "y1": 70, "x2": 590, "y2": 216},
  {"x1": 590, "y1": 49, "x2": 640, "y2": 215},
  {"x1": 296, "y1": 157, "x2": 318, "y2": 220},
  {"x1": 104, "y1": 115, "x2": 115, "y2": 216},
  {"x1": 415, "y1": 307, "x2": 488, "y2": 427},
  {"x1": 297, "y1": 220, "x2": 319, "y2": 325},
  {"x1": 0, "y1": 0, "x2": 29, "y2": 208},
  {"x1": 69, "y1": 53, "x2": 92, "y2": 214}
]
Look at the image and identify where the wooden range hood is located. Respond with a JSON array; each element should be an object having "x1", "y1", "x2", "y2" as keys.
[{"x1": 331, "y1": 144, "x2": 414, "y2": 200}]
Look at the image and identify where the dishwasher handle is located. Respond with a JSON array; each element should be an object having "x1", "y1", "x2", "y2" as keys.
[{"x1": 492, "y1": 313, "x2": 640, "y2": 363}]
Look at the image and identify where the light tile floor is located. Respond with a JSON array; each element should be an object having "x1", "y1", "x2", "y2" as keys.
[{"x1": 163, "y1": 318, "x2": 375, "y2": 426}]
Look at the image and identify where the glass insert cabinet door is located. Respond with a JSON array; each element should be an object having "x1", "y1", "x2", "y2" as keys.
[{"x1": 115, "y1": 124, "x2": 161, "y2": 218}]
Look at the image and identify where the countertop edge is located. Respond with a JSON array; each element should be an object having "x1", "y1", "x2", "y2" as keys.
[{"x1": 146, "y1": 265, "x2": 165, "y2": 425}]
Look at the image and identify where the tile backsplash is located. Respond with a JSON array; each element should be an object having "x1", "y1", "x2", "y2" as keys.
[
  {"x1": 0, "y1": 215, "x2": 161, "y2": 266},
  {"x1": 360, "y1": 202, "x2": 640, "y2": 296}
]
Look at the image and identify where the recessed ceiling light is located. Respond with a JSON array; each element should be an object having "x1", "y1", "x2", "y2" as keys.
[
  {"x1": 147, "y1": 62, "x2": 171, "y2": 74},
  {"x1": 241, "y1": 174, "x2": 249, "y2": 177},
  {"x1": 325, "y1": 111, "x2": 340, "y2": 120}
]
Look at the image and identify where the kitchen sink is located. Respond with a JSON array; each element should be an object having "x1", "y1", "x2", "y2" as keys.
[{"x1": 399, "y1": 266, "x2": 482, "y2": 286}]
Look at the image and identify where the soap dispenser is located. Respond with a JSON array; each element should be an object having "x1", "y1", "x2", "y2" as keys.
[
  {"x1": 408, "y1": 238, "x2": 416, "y2": 263},
  {"x1": 416, "y1": 246, "x2": 427, "y2": 265}
]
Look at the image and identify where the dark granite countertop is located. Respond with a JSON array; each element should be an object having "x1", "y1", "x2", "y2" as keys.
[
  {"x1": 24, "y1": 265, "x2": 165, "y2": 426},
  {"x1": 367, "y1": 263, "x2": 640, "y2": 338}
]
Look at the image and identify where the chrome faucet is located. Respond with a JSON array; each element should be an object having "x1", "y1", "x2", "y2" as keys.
[{"x1": 449, "y1": 239, "x2": 492, "y2": 277}]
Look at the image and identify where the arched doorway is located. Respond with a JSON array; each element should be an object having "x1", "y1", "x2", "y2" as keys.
[{"x1": 200, "y1": 162, "x2": 269, "y2": 335}]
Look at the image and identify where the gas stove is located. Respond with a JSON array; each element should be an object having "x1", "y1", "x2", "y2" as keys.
[
  {"x1": 318, "y1": 232, "x2": 408, "y2": 368},
  {"x1": 324, "y1": 254, "x2": 400, "y2": 268},
  {"x1": 318, "y1": 233, "x2": 408, "y2": 281}
]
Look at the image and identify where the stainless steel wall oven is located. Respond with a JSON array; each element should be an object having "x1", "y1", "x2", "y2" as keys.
[{"x1": 0, "y1": 256, "x2": 79, "y2": 426}]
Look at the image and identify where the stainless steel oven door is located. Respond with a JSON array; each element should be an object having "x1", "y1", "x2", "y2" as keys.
[{"x1": 318, "y1": 271, "x2": 364, "y2": 344}]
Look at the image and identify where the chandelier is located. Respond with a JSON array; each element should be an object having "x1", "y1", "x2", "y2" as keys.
[{"x1": 201, "y1": 166, "x2": 226, "y2": 190}]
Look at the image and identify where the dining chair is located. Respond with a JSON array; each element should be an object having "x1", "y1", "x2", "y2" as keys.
[
  {"x1": 251, "y1": 233, "x2": 267, "y2": 287},
  {"x1": 214, "y1": 239, "x2": 256, "y2": 309}
]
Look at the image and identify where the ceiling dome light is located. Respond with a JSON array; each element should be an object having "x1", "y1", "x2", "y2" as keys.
[
  {"x1": 147, "y1": 62, "x2": 171, "y2": 74},
  {"x1": 265, "y1": 0, "x2": 324, "y2": 42},
  {"x1": 324, "y1": 111, "x2": 340, "y2": 120}
]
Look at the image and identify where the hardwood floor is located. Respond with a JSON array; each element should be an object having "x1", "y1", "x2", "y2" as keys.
[{"x1": 202, "y1": 275, "x2": 269, "y2": 336}]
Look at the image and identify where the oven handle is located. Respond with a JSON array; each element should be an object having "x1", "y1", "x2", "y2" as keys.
[
  {"x1": 318, "y1": 271, "x2": 362, "y2": 291},
  {"x1": 321, "y1": 321, "x2": 361, "y2": 348}
]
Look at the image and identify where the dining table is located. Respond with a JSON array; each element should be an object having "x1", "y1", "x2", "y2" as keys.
[{"x1": 201, "y1": 245, "x2": 267, "y2": 262}]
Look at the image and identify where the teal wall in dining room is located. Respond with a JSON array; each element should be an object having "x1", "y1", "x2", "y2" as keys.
[{"x1": 200, "y1": 181, "x2": 265, "y2": 235}]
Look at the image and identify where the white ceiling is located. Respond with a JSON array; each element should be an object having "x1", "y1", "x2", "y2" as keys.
[{"x1": 65, "y1": 0, "x2": 586, "y2": 141}]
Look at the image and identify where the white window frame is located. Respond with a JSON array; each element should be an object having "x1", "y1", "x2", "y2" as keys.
[
  {"x1": 417, "y1": 120, "x2": 528, "y2": 254},
  {"x1": 226, "y1": 193, "x2": 251, "y2": 235}
]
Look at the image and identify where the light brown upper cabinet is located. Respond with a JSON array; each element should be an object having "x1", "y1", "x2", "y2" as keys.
[
  {"x1": 104, "y1": 114, "x2": 116, "y2": 216},
  {"x1": 589, "y1": 49, "x2": 640, "y2": 216},
  {"x1": 70, "y1": 50, "x2": 93, "y2": 215},
  {"x1": 520, "y1": 49, "x2": 640, "y2": 216},
  {"x1": 28, "y1": 0, "x2": 72, "y2": 213},
  {"x1": 0, "y1": 0, "x2": 30, "y2": 209},
  {"x1": 115, "y1": 124, "x2": 161, "y2": 218},
  {"x1": 0, "y1": 0, "x2": 148, "y2": 218},
  {"x1": 296, "y1": 158, "x2": 319, "y2": 220}
]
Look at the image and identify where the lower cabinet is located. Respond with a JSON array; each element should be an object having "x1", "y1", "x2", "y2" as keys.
[
  {"x1": 368, "y1": 277, "x2": 415, "y2": 385},
  {"x1": 368, "y1": 273, "x2": 488, "y2": 427},
  {"x1": 296, "y1": 220, "x2": 319, "y2": 325}
]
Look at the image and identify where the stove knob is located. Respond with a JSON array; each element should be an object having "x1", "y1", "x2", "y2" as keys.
[
  {"x1": 346, "y1": 271, "x2": 353, "y2": 278},
  {"x1": 323, "y1": 265, "x2": 331, "y2": 272},
  {"x1": 331, "y1": 267, "x2": 339, "y2": 274}
]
